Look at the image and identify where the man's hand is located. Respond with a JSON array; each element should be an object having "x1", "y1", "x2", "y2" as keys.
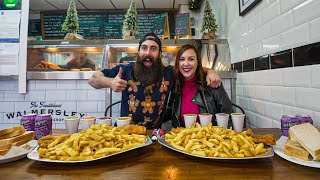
[
  {"x1": 206, "y1": 69, "x2": 221, "y2": 88},
  {"x1": 88, "y1": 60, "x2": 95, "y2": 65},
  {"x1": 110, "y1": 67, "x2": 128, "y2": 92}
]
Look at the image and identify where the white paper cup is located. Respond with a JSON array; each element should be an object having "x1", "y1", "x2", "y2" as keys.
[
  {"x1": 64, "y1": 116, "x2": 80, "y2": 134},
  {"x1": 215, "y1": 113, "x2": 229, "y2": 129},
  {"x1": 81, "y1": 116, "x2": 96, "y2": 130},
  {"x1": 117, "y1": 117, "x2": 131, "y2": 127},
  {"x1": 184, "y1": 114, "x2": 197, "y2": 128},
  {"x1": 231, "y1": 113, "x2": 245, "y2": 132},
  {"x1": 199, "y1": 113, "x2": 212, "y2": 127},
  {"x1": 97, "y1": 117, "x2": 112, "y2": 126}
]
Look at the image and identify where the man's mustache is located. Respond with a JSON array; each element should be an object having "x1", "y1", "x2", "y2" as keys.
[{"x1": 141, "y1": 55, "x2": 154, "y2": 63}]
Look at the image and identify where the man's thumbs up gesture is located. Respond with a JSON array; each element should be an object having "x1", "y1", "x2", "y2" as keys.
[{"x1": 110, "y1": 67, "x2": 128, "y2": 92}]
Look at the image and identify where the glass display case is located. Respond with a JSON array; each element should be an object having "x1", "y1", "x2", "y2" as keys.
[
  {"x1": 106, "y1": 39, "x2": 233, "y2": 70},
  {"x1": 27, "y1": 40, "x2": 107, "y2": 79},
  {"x1": 26, "y1": 39, "x2": 232, "y2": 79}
]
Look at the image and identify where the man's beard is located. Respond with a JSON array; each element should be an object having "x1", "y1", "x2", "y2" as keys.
[{"x1": 133, "y1": 54, "x2": 164, "y2": 87}]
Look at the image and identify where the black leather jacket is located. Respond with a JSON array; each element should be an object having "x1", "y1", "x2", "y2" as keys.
[{"x1": 160, "y1": 84, "x2": 233, "y2": 128}]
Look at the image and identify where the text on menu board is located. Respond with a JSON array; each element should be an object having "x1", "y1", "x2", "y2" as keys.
[{"x1": 41, "y1": 12, "x2": 167, "y2": 38}]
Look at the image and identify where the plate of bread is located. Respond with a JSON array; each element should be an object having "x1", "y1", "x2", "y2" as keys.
[
  {"x1": 0, "y1": 126, "x2": 37, "y2": 164},
  {"x1": 273, "y1": 123, "x2": 320, "y2": 168}
]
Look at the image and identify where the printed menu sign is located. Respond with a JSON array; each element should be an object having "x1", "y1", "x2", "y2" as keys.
[
  {"x1": 175, "y1": 13, "x2": 190, "y2": 36},
  {"x1": 28, "y1": 19, "x2": 41, "y2": 36}
]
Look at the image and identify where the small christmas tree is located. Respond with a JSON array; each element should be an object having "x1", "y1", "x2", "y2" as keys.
[
  {"x1": 201, "y1": 0, "x2": 218, "y2": 39},
  {"x1": 62, "y1": 0, "x2": 79, "y2": 34},
  {"x1": 122, "y1": 0, "x2": 138, "y2": 39}
]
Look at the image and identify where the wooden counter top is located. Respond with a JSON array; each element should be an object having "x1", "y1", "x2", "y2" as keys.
[{"x1": 0, "y1": 128, "x2": 319, "y2": 179}]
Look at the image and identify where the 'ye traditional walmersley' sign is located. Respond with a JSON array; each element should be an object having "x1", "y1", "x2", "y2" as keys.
[{"x1": 5, "y1": 101, "x2": 85, "y2": 122}]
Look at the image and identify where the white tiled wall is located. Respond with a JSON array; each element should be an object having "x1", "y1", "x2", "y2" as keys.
[
  {"x1": 0, "y1": 80, "x2": 108, "y2": 129},
  {"x1": 236, "y1": 65, "x2": 320, "y2": 128},
  {"x1": 224, "y1": 0, "x2": 320, "y2": 62},
  {"x1": 198, "y1": 0, "x2": 320, "y2": 128}
]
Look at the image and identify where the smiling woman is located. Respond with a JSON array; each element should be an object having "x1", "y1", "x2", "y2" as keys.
[{"x1": 168, "y1": 44, "x2": 234, "y2": 128}]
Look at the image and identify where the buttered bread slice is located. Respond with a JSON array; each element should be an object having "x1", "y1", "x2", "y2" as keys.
[
  {"x1": 0, "y1": 125, "x2": 25, "y2": 137},
  {"x1": 289, "y1": 123, "x2": 320, "y2": 160},
  {"x1": 284, "y1": 138, "x2": 310, "y2": 161},
  {"x1": 0, "y1": 131, "x2": 34, "y2": 146},
  {"x1": 0, "y1": 128, "x2": 26, "y2": 140}
]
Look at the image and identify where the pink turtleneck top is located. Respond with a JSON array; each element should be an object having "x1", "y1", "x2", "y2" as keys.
[{"x1": 180, "y1": 76, "x2": 200, "y2": 124}]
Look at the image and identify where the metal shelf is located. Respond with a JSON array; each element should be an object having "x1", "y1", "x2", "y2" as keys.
[{"x1": 27, "y1": 71, "x2": 94, "y2": 80}]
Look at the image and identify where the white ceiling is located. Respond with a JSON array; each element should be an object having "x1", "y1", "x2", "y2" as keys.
[{"x1": 29, "y1": 0, "x2": 189, "y2": 14}]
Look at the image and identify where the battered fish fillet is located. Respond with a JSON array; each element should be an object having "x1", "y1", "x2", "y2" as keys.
[
  {"x1": 244, "y1": 128, "x2": 276, "y2": 145},
  {"x1": 122, "y1": 125, "x2": 147, "y2": 135},
  {"x1": 37, "y1": 135, "x2": 57, "y2": 148},
  {"x1": 170, "y1": 127, "x2": 185, "y2": 134},
  {"x1": 37, "y1": 134, "x2": 71, "y2": 148},
  {"x1": 252, "y1": 134, "x2": 276, "y2": 145}
]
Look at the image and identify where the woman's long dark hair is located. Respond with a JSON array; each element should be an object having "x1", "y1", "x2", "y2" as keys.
[{"x1": 174, "y1": 44, "x2": 206, "y2": 94}]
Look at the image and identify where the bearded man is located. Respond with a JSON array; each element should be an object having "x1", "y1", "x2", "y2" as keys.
[{"x1": 89, "y1": 32, "x2": 221, "y2": 129}]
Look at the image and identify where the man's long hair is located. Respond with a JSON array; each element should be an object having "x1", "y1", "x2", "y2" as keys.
[
  {"x1": 133, "y1": 53, "x2": 164, "y2": 87},
  {"x1": 174, "y1": 44, "x2": 206, "y2": 94}
]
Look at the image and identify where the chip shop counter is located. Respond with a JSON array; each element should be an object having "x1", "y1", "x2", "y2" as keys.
[{"x1": 0, "y1": 128, "x2": 319, "y2": 179}]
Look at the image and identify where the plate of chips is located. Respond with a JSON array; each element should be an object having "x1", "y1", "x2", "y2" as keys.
[
  {"x1": 158, "y1": 124, "x2": 274, "y2": 159},
  {"x1": 27, "y1": 124, "x2": 152, "y2": 163}
]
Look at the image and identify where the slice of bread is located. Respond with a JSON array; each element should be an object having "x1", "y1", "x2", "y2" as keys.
[
  {"x1": 289, "y1": 123, "x2": 320, "y2": 160},
  {"x1": 0, "y1": 131, "x2": 34, "y2": 146},
  {"x1": 12, "y1": 134, "x2": 34, "y2": 147},
  {"x1": 284, "y1": 139, "x2": 310, "y2": 161},
  {"x1": 0, "y1": 129, "x2": 26, "y2": 140},
  {"x1": 0, "y1": 143, "x2": 12, "y2": 150},
  {"x1": 0, "y1": 149, "x2": 10, "y2": 156},
  {"x1": 0, "y1": 126, "x2": 25, "y2": 136},
  {"x1": 284, "y1": 149, "x2": 309, "y2": 161}
]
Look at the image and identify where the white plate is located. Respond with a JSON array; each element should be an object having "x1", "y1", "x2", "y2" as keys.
[
  {"x1": 27, "y1": 136, "x2": 152, "y2": 163},
  {"x1": 0, "y1": 140, "x2": 38, "y2": 164},
  {"x1": 158, "y1": 136, "x2": 274, "y2": 159},
  {"x1": 273, "y1": 136, "x2": 320, "y2": 168}
]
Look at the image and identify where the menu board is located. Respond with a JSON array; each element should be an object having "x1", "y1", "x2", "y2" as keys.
[
  {"x1": 137, "y1": 13, "x2": 166, "y2": 36},
  {"x1": 78, "y1": 14, "x2": 106, "y2": 37},
  {"x1": 175, "y1": 13, "x2": 190, "y2": 36},
  {"x1": 43, "y1": 14, "x2": 66, "y2": 37},
  {"x1": 28, "y1": 19, "x2": 41, "y2": 36},
  {"x1": 41, "y1": 12, "x2": 168, "y2": 38},
  {"x1": 105, "y1": 13, "x2": 123, "y2": 37}
]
